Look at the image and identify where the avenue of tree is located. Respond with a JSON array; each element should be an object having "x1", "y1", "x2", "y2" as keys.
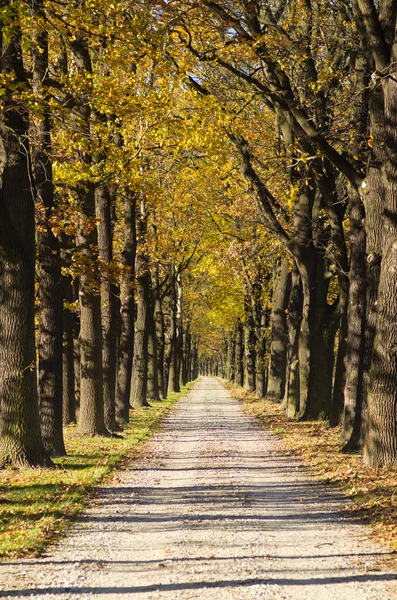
[{"x1": 1, "y1": 0, "x2": 397, "y2": 469}]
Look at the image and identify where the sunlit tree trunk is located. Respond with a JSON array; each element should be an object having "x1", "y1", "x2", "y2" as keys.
[
  {"x1": 71, "y1": 36, "x2": 106, "y2": 436},
  {"x1": 116, "y1": 192, "x2": 137, "y2": 423},
  {"x1": 96, "y1": 184, "x2": 119, "y2": 431},
  {"x1": 267, "y1": 258, "x2": 290, "y2": 400},
  {"x1": 131, "y1": 195, "x2": 150, "y2": 408}
]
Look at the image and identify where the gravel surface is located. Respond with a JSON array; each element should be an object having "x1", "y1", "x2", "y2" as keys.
[{"x1": 1, "y1": 377, "x2": 397, "y2": 599}]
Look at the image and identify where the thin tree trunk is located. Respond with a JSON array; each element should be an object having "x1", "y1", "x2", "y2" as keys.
[
  {"x1": 147, "y1": 287, "x2": 161, "y2": 401},
  {"x1": 243, "y1": 314, "x2": 256, "y2": 392},
  {"x1": 234, "y1": 320, "x2": 244, "y2": 387},
  {"x1": 153, "y1": 264, "x2": 166, "y2": 398},
  {"x1": 167, "y1": 270, "x2": 180, "y2": 394},
  {"x1": 62, "y1": 276, "x2": 76, "y2": 425},
  {"x1": 73, "y1": 304, "x2": 81, "y2": 421},
  {"x1": 283, "y1": 263, "x2": 302, "y2": 418},
  {"x1": 130, "y1": 196, "x2": 150, "y2": 408},
  {"x1": 116, "y1": 192, "x2": 137, "y2": 423}
]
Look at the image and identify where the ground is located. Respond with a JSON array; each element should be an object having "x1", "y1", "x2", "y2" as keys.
[{"x1": 1, "y1": 378, "x2": 396, "y2": 599}]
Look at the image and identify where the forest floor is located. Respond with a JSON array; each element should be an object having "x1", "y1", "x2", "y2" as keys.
[{"x1": 1, "y1": 377, "x2": 397, "y2": 599}]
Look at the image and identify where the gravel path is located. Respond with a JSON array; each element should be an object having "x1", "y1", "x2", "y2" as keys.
[{"x1": 1, "y1": 377, "x2": 397, "y2": 599}]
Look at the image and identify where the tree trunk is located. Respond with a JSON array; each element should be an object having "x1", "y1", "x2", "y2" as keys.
[
  {"x1": 130, "y1": 196, "x2": 150, "y2": 408},
  {"x1": 96, "y1": 184, "x2": 119, "y2": 431},
  {"x1": 226, "y1": 331, "x2": 235, "y2": 382},
  {"x1": 283, "y1": 263, "x2": 302, "y2": 418},
  {"x1": 181, "y1": 325, "x2": 191, "y2": 386},
  {"x1": 0, "y1": 25, "x2": 50, "y2": 467},
  {"x1": 341, "y1": 188, "x2": 367, "y2": 448},
  {"x1": 62, "y1": 276, "x2": 76, "y2": 425},
  {"x1": 32, "y1": 13, "x2": 65, "y2": 456},
  {"x1": 116, "y1": 192, "x2": 137, "y2": 423},
  {"x1": 267, "y1": 258, "x2": 290, "y2": 399},
  {"x1": 73, "y1": 305, "x2": 81, "y2": 421},
  {"x1": 234, "y1": 320, "x2": 244, "y2": 387},
  {"x1": 153, "y1": 264, "x2": 166, "y2": 398},
  {"x1": 243, "y1": 314, "x2": 256, "y2": 392},
  {"x1": 364, "y1": 75, "x2": 397, "y2": 467},
  {"x1": 68, "y1": 35, "x2": 106, "y2": 437},
  {"x1": 147, "y1": 288, "x2": 161, "y2": 401},
  {"x1": 167, "y1": 270, "x2": 180, "y2": 394}
]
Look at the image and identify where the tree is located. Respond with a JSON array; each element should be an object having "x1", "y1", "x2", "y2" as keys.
[{"x1": 0, "y1": 3, "x2": 50, "y2": 467}]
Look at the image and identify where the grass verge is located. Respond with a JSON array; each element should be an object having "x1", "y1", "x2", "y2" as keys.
[
  {"x1": 223, "y1": 381, "x2": 397, "y2": 564},
  {"x1": 0, "y1": 381, "x2": 196, "y2": 560}
]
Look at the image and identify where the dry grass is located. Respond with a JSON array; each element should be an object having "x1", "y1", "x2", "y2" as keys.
[{"x1": 224, "y1": 382, "x2": 397, "y2": 565}]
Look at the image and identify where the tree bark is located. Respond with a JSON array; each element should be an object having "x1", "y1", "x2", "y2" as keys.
[
  {"x1": 152, "y1": 263, "x2": 166, "y2": 398},
  {"x1": 341, "y1": 187, "x2": 367, "y2": 448},
  {"x1": 96, "y1": 184, "x2": 119, "y2": 431},
  {"x1": 267, "y1": 258, "x2": 290, "y2": 399},
  {"x1": 32, "y1": 10, "x2": 65, "y2": 456},
  {"x1": 116, "y1": 192, "x2": 137, "y2": 423},
  {"x1": 130, "y1": 196, "x2": 150, "y2": 408},
  {"x1": 243, "y1": 312, "x2": 256, "y2": 393},
  {"x1": 147, "y1": 287, "x2": 161, "y2": 401},
  {"x1": 0, "y1": 22, "x2": 50, "y2": 467},
  {"x1": 234, "y1": 320, "x2": 244, "y2": 387},
  {"x1": 67, "y1": 35, "x2": 107, "y2": 437},
  {"x1": 364, "y1": 76, "x2": 397, "y2": 466},
  {"x1": 62, "y1": 275, "x2": 76, "y2": 425},
  {"x1": 283, "y1": 263, "x2": 302, "y2": 418},
  {"x1": 167, "y1": 270, "x2": 180, "y2": 394}
]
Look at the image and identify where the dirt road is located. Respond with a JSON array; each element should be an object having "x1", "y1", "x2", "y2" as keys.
[{"x1": 1, "y1": 378, "x2": 396, "y2": 599}]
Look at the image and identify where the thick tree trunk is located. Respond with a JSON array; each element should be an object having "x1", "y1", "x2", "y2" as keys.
[
  {"x1": 364, "y1": 75, "x2": 397, "y2": 467},
  {"x1": 0, "y1": 28, "x2": 50, "y2": 467},
  {"x1": 96, "y1": 184, "x2": 119, "y2": 431},
  {"x1": 68, "y1": 35, "x2": 107, "y2": 437},
  {"x1": 78, "y1": 285, "x2": 107, "y2": 435},
  {"x1": 76, "y1": 184, "x2": 106, "y2": 436},
  {"x1": 341, "y1": 188, "x2": 367, "y2": 448},
  {"x1": 267, "y1": 258, "x2": 290, "y2": 399},
  {"x1": 32, "y1": 19, "x2": 65, "y2": 456},
  {"x1": 116, "y1": 193, "x2": 137, "y2": 423}
]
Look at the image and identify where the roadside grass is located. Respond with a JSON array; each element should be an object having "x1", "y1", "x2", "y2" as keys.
[
  {"x1": 0, "y1": 382, "x2": 196, "y2": 560},
  {"x1": 223, "y1": 382, "x2": 397, "y2": 564}
]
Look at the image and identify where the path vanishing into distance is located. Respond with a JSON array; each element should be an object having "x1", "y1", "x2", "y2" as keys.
[{"x1": 1, "y1": 378, "x2": 397, "y2": 600}]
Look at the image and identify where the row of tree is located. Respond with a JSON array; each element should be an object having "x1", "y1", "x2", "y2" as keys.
[
  {"x1": 0, "y1": 0, "x2": 208, "y2": 467},
  {"x1": 172, "y1": 0, "x2": 397, "y2": 469},
  {"x1": 1, "y1": 0, "x2": 397, "y2": 469}
]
